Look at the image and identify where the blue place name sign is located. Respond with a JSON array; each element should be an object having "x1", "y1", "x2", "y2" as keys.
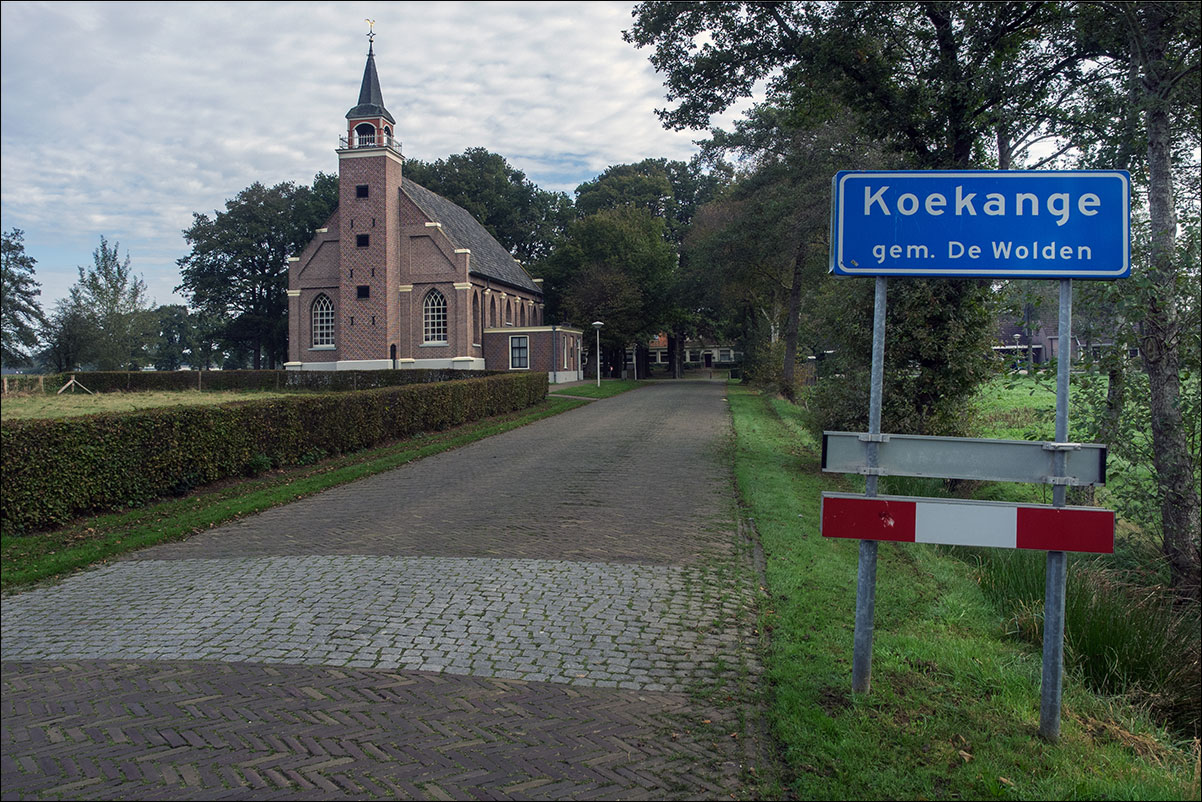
[{"x1": 830, "y1": 171, "x2": 1130, "y2": 279}]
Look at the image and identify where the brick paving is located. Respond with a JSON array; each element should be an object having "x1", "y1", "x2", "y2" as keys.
[{"x1": 1, "y1": 380, "x2": 767, "y2": 800}]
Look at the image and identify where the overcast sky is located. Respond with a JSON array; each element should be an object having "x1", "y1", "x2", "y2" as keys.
[{"x1": 1, "y1": 1, "x2": 740, "y2": 309}]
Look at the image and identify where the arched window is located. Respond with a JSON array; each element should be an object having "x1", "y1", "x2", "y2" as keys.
[
  {"x1": 519, "y1": 303, "x2": 526, "y2": 326},
  {"x1": 505, "y1": 299, "x2": 512, "y2": 325},
  {"x1": 423, "y1": 289, "x2": 448, "y2": 343},
  {"x1": 312, "y1": 294, "x2": 334, "y2": 347},
  {"x1": 354, "y1": 123, "x2": 376, "y2": 147},
  {"x1": 489, "y1": 296, "x2": 496, "y2": 327}
]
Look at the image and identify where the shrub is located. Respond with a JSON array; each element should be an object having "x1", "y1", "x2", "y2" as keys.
[
  {"x1": 1, "y1": 373, "x2": 546, "y2": 532},
  {"x1": 29, "y1": 368, "x2": 499, "y2": 394}
]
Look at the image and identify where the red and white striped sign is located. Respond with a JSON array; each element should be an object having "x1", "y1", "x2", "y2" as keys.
[{"x1": 821, "y1": 493, "x2": 1114, "y2": 554}]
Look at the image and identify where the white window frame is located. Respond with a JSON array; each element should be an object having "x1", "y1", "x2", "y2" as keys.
[
  {"x1": 510, "y1": 335, "x2": 530, "y2": 370},
  {"x1": 423, "y1": 289, "x2": 448, "y2": 344},
  {"x1": 311, "y1": 293, "x2": 335, "y2": 348}
]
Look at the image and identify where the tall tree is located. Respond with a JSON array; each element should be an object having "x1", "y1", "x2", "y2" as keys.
[
  {"x1": 177, "y1": 174, "x2": 337, "y2": 369},
  {"x1": 572, "y1": 157, "x2": 729, "y2": 376},
  {"x1": 73, "y1": 236, "x2": 152, "y2": 370},
  {"x1": 551, "y1": 206, "x2": 676, "y2": 373},
  {"x1": 150, "y1": 304, "x2": 195, "y2": 371},
  {"x1": 38, "y1": 296, "x2": 97, "y2": 373},
  {"x1": 1103, "y1": 1, "x2": 1200, "y2": 597},
  {"x1": 690, "y1": 102, "x2": 887, "y2": 395},
  {"x1": 625, "y1": 1, "x2": 1083, "y2": 430},
  {"x1": 1, "y1": 228, "x2": 46, "y2": 369},
  {"x1": 403, "y1": 148, "x2": 573, "y2": 264}
]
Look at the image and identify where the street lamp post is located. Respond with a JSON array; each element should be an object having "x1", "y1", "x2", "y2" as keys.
[{"x1": 592, "y1": 321, "x2": 604, "y2": 388}]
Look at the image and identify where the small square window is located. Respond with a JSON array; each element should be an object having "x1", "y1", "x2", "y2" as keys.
[
  {"x1": 356, "y1": 184, "x2": 369, "y2": 198},
  {"x1": 357, "y1": 285, "x2": 370, "y2": 299},
  {"x1": 356, "y1": 234, "x2": 370, "y2": 248}
]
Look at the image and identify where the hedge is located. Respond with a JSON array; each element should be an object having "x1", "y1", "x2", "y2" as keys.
[
  {"x1": 1, "y1": 372, "x2": 547, "y2": 533},
  {"x1": 13, "y1": 369, "x2": 498, "y2": 395}
]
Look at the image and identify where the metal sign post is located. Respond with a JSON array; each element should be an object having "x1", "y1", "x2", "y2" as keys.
[
  {"x1": 852, "y1": 276, "x2": 887, "y2": 693},
  {"x1": 1039, "y1": 278, "x2": 1073, "y2": 740}
]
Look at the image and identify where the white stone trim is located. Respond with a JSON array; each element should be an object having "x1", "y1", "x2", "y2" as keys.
[
  {"x1": 397, "y1": 357, "x2": 484, "y2": 370},
  {"x1": 334, "y1": 359, "x2": 393, "y2": 370},
  {"x1": 316, "y1": 228, "x2": 328, "y2": 233},
  {"x1": 287, "y1": 257, "x2": 300, "y2": 263},
  {"x1": 453, "y1": 282, "x2": 472, "y2": 290},
  {"x1": 286, "y1": 290, "x2": 301, "y2": 297},
  {"x1": 337, "y1": 148, "x2": 404, "y2": 167},
  {"x1": 398, "y1": 285, "x2": 413, "y2": 293},
  {"x1": 484, "y1": 326, "x2": 584, "y2": 335},
  {"x1": 454, "y1": 248, "x2": 471, "y2": 254},
  {"x1": 424, "y1": 222, "x2": 443, "y2": 229}
]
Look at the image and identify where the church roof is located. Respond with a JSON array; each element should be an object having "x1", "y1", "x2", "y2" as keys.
[
  {"x1": 346, "y1": 44, "x2": 396, "y2": 125},
  {"x1": 401, "y1": 180, "x2": 541, "y2": 295}
]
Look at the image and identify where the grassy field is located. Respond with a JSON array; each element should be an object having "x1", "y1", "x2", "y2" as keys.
[
  {"x1": 1, "y1": 389, "x2": 299, "y2": 420},
  {"x1": 728, "y1": 383, "x2": 1197, "y2": 800},
  {"x1": 972, "y1": 375, "x2": 1058, "y2": 440}
]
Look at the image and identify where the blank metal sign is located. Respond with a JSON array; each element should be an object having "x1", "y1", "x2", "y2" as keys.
[{"x1": 821, "y1": 431, "x2": 1107, "y2": 486}]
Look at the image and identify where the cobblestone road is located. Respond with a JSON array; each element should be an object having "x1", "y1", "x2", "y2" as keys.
[{"x1": 1, "y1": 380, "x2": 766, "y2": 800}]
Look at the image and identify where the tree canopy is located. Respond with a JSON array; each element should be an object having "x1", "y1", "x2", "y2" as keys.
[
  {"x1": 176, "y1": 174, "x2": 337, "y2": 369},
  {"x1": 1, "y1": 228, "x2": 46, "y2": 368}
]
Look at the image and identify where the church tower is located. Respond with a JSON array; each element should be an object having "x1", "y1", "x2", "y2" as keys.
[
  {"x1": 286, "y1": 25, "x2": 552, "y2": 374},
  {"x1": 333, "y1": 28, "x2": 404, "y2": 366}
]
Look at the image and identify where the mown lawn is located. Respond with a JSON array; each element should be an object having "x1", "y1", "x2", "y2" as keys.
[
  {"x1": 548, "y1": 379, "x2": 645, "y2": 399},
  {"x1": 728, "y1": 383, "x2": 1196, "y2": 800},
  {"x1": 1, "y1": 389, "x2": 299, "y2": 420}
]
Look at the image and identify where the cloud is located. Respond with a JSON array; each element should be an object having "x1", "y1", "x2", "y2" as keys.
[{"x1": 1, "y1": 1, "x2": 735, "y2": 308}]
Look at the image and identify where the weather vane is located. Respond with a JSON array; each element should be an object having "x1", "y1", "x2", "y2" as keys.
[{"x1": 366, "y1": 19, "x2": 376, "y2": 44}]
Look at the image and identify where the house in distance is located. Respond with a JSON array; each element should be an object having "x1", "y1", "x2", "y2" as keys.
[{"x1": 285, "y1": 37, "x2": 584, "y2": 383}]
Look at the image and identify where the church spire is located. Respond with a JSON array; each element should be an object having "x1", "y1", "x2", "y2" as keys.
[{"x1": 346, "y1": 21, "x2": 395, "y2": 125}]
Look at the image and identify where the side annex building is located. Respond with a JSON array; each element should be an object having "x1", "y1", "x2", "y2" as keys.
[{"x1": 285, "y1": 40, "x2": 583, "y2": 383}]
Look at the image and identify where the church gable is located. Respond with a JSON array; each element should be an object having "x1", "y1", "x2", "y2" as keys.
[
  {"x1": 401, "y1": 180, "x2": 540, "y2": 295},
  {"x1": 291, "y1": 209, "x2": 341, "y2": 287}
]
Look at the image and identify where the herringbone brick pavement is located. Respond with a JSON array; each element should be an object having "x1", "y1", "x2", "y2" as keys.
[
  {"x1": 2, "y1": 381, "x2": 769, "y2": 800},
  {"x1": 2, "y1": 660, "x2": 754, "y2": 800}
]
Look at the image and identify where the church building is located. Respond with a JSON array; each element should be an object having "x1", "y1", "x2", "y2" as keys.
[{"x1": 285, "y1": 37, "x2": 584, "y2": 382}]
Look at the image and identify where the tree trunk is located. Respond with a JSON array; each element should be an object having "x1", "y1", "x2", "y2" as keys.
[
  {"x1": 1139, "y1": 3, "x2": 1201, "y2": 599},
  {"x1": 670, "y1": 331, "x2": 684, "y2": 379},
  {"x1": 781, "y1": 240, "x2": 805, "y2": 399}
]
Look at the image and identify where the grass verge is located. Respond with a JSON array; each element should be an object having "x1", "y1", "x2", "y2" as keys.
[
  {"x1": 548, "y1": 379, "x2": 645, "y2": 399},
  {"x1": 1, "y1": 397, "x2": 587, "y2": 591},
  {"x1": 728, "y1": 383, "x2": 1197, "y2": 800}
]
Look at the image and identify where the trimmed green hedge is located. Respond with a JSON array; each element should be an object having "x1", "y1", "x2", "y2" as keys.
[
  {"x1": 1, "y1": 373, "x2": 546, "y2": 533},
  {"x1": 23, "y1": 369, "x2": 497, "y2": 394}
]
